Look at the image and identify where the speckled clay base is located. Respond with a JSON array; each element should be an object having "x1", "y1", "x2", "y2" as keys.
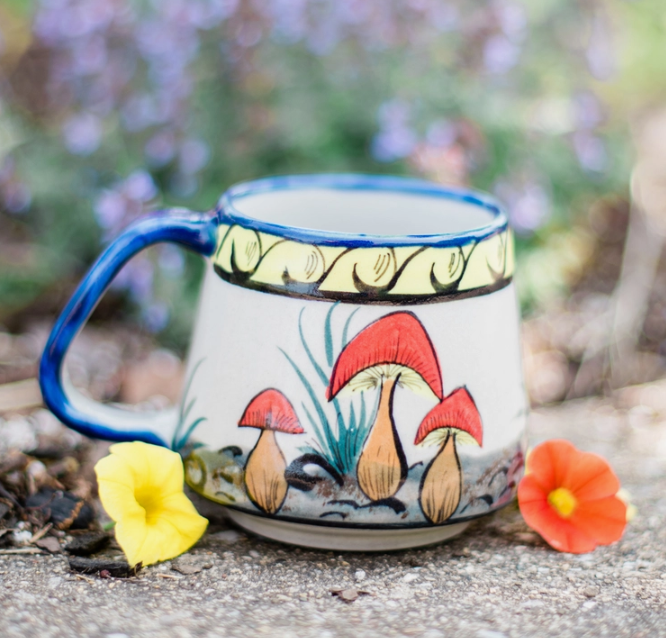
[{"x1": 224, "y1": 509, "x2": 470, "y2": 551}]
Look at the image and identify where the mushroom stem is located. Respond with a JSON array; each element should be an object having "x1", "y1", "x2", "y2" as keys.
[
  {"x1": 244, "y1": 429, "x2": 288, "y2": 515},
  {"x1": 419, "y1": 433, "x2": 462, "y2": 524},
  {"x1": 357, "y1": 376, "x2": 408, "y2": 502}
]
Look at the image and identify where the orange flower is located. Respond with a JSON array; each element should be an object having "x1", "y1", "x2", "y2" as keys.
[{"x1": 518, "y1": 439, "x2": 627, "y2": 554}]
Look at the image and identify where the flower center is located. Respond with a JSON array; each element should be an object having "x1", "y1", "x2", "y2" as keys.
[
  {"x1": 135, "y1": 490, "x2": 162, "y2": 524},
  {"x1": 547, "y1": 487, "x2": 577, "y2": 518}
]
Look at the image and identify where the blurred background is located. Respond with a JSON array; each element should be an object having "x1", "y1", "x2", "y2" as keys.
[{"x1": 1, "y1": 0, "x2": 666, "y2": 421}]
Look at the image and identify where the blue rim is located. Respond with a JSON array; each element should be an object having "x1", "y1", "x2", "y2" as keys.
[{"x1": 217, "y1": 174, "x2": 508, "y2": 248}]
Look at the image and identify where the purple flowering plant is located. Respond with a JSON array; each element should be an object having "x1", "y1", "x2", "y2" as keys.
[{"x1": 0, "y1": 0, "x2": 649, "y2": 343}]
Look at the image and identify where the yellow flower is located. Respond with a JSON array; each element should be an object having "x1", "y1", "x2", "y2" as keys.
[{"x1": 95, "y1": 442, "x2": 208, "y2": 567}]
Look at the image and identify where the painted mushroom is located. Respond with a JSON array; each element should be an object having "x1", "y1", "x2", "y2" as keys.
[
  {"x1": 327, "y1": 312, "x2": 443, "y2": 502},
  {"x1": 414, "y1": 387, "x2": 483, "y2": 524},
  {"x1": 238, "y1": 388, "x2": 304, "y2": 515}
]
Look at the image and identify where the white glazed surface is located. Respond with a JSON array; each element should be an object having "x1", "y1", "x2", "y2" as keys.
[
  {"x1": 186, "y1": 266, "x2": 525, "y2": 454},
  {"x1": 224, "y1": 509, "x2": 471, "y2": 551},
  {"x1": 180, "y1": 265, "x2": 527, "y2": 543}
]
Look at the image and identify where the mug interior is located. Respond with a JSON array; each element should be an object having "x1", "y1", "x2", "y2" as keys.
[{"x1": 223, "y1": 176, "x2": 503, "y2": 239}]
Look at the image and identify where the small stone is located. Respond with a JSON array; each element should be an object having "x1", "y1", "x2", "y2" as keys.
[
  {"x1": 403, "y1": 573, "x2": 419, "y2": 583},
  {"x1": 583, "y1": 587, "x2": 599, "y2": 598},
  {"x1": 477, "y1": 630, "x2": 508, "y2": 638},
  {"x1": 47, "y1": 576, "x2": 62, "y2": 590},
  {"x1": 337, "y1": 589, "x2": 358, "y2": 602},
  {"x1": 35, "y1": 537, "x2": 61, "y2": 554},
  {"x1": 172, "y1": 555, "x2": 213, "y2": 575},
  {"x1": 354, "y1": 570, "x2": 366, "y2": 581},
  {"x1": 12, "y1": 529, "x2": 33, "y2": 545}
]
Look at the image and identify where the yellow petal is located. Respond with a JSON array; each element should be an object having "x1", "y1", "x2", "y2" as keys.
[
  {"x1": 117, "y1": 493, "x2": 208, "y2": 567},
  {"x1": 115, "y1": 514, "x2": 150, "y2": 567},
  {"x1": 109, "y1": 442, "x2": 185, "y2": 498},
  {"x1": 95, "y1": 442, "x2": 208, "y2": 567},
  {"x1": 156, "y1": 492, "x2": 209, "y2": 544},
  {"x1": 94, "y1": 454, "x2": 143, "y2": 522}
]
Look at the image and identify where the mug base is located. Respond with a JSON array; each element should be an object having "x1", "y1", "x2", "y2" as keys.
[{"x1": 224, "y1": 509, "x2": 470, "y2": 551}]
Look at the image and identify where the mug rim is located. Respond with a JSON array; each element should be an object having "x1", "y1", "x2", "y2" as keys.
[{"x1": 217, "y1": 173, "x2": 508, "y2": 248}]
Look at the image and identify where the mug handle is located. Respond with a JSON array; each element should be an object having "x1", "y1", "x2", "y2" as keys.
[{"x1": 39, "y1": 210, "x2": 218, "y2": 448}]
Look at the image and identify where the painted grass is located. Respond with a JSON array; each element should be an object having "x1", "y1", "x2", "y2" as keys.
[{"x1": 281, "y1": 303, "x2": 376, "y2": 476}]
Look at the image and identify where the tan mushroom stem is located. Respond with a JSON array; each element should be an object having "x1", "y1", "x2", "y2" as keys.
[
  {"x1": 357, "y1": 376, "x2": 408, "y2": 502},
  {"x1": 419, "y1": 433, "x2": 462, "y2": 524},
  {"x1": 244, "y1": 429, "x2": 288, "y2": 515}
]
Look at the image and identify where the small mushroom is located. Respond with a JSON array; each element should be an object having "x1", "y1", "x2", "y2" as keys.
[
  {"x1": 327, "y1": 312, "x2": 442, "y2": 502},
  {"x1": 414, "y1": 387, "x2": 483, "y2": 524},
  {"x1": 238, "y1": 389, "x2": 304, "y2": 515}
]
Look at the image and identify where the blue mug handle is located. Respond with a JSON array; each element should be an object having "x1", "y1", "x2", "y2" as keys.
[{"x1": 39, "y1": 210, "x2": 218, "y2": 447}]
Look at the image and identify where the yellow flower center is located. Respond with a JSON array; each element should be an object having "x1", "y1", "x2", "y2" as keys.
[
  {"x1": 547, "y1": 487, "x2": 577, "y2": 518},
  {"x1": 135, "y1": 489, "x2": 162, "y2": 525}
]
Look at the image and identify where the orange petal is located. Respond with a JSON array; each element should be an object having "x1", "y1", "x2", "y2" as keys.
[
  {"x1": 526, "y1": 440, "x2": 576, "y2": 493},
  {"x1": 517, "y1": 473, "x2": 547, "y2": 506},
  {"x1": 569, "y1": 496, "x2": 627, "y2": 546},
  {"x1": 518, "y1": 474, "x2": 596, "y2": 553},
  {"x1": 564, "y1": 451, "x2": 621, "y2": 503}
]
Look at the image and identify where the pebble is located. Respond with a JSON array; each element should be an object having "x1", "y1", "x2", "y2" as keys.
[
  {"x1": 34, "y1": 537, "x2": 61, "y2": 554},
  {"x1": 354, "y1": 569, "x2": 366, "y2": 581}
]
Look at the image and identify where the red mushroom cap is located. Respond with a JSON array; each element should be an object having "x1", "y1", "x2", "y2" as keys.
[
  {"x1": 327, "y1": 312, "x2": 443, "y2": 401},
  {"x1": 414, "y1": 387, "x2": 483, "y2": 446},
  {"x1": 238, "y1": 389, "x2": 304, "y2": 434}
]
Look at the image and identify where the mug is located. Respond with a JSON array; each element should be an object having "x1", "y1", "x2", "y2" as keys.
[{"x1": 40, "y1": 174, "x2": 527, "y2": 551}]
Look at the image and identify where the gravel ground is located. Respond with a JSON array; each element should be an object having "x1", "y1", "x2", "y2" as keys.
[{"x1": 2, "y1": 391, "x2": 666, "y2": 638}]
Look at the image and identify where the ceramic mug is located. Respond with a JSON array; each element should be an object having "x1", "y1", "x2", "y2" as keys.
[{"x1": 40, "y1": 174, "x2": 527, "y2": 551}]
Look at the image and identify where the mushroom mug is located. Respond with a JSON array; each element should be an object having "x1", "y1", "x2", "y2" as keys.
[{"x1": 40, "y1": 174, "x2": 527, "y2": 551}]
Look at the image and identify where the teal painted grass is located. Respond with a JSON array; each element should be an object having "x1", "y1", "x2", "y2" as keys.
[
  {"x1": 282, "y1": 304, "x2": 375, "y2": 476},
  {"x1": 172, "y1": 358, "x2": 208, "y2": 451}
]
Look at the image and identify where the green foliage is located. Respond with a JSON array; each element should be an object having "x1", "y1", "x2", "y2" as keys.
[{"x1": 281, "y1": 304, "x2": 374, "y2": 476}]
